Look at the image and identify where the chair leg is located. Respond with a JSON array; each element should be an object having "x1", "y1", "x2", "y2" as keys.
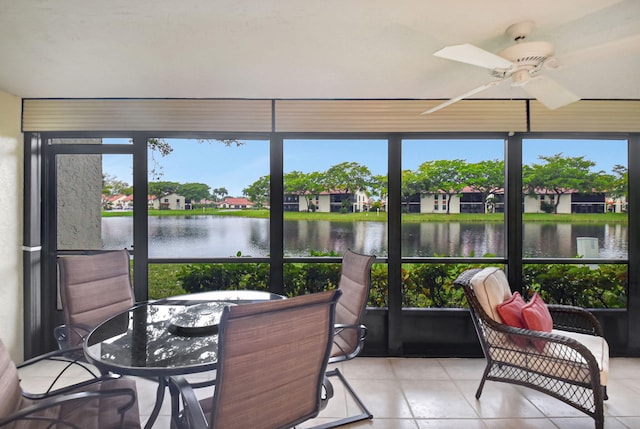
[
  {"x1": 309, "y1": 367, "x2": 373, "y2": 429},
  {"x1": 476, "y1": 363, "x2": 491, "y2": 399}
]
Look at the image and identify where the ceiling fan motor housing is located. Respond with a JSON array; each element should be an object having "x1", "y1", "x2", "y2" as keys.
[{"x1": 498, "y1": 41, "x2": 555, "y2": 70}]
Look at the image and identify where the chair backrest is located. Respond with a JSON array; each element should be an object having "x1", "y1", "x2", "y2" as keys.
[
  {"x1": 0, "y1": 340, "x2": 22, "y2": 420},
  {"x1": 58, "y1": 249, "x2": 135, "y2": 347},
  {"x1": 209, "y1": 289, "x2": 341, "y2": 429},
  {"x1": 331, "y1": 249, "x2": 376, "y2": 361}
]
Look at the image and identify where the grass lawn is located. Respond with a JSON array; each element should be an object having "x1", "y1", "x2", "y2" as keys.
[
  {"x1": 146, "y1": 263, "x2": 187, "y2": 299},
  {"x1": 106, "y1": 209, "x2": 627, "y2": 223}
]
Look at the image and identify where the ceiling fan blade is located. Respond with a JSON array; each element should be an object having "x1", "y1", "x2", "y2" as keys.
[
  {"x1": 434, "y1": 43, "x2": 515, "y2": 70},
  {"x1": 522, "y1": 75, "x2": 580, "y2": 110},
  {"x1": 421, "y1": 80, "x2": 502, "y2": 115}
]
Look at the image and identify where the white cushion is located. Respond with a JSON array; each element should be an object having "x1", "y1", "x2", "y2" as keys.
[
  {"x1": 552, "y1": 329, "x2": 609, "y2": 386},
  {"x1": 489, "y1": 329, "x2": 609, "y2": 387},
  {"x1": 470, "y1": 267, "x2": 512, "y2": 323}
]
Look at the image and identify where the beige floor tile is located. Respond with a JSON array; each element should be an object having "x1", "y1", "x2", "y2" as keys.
[
  {"x1": 455, "y1": 380, "x2": 545, "y2": 419},
  {"x1": 341, "y1": 357, "x2": 395, "y2": 380},
  {"x1": 481, "y1": 418, "x2": 556, "y2": 429},
  {"x1": 390, "y1": 358, "x2": 450, "y2": 380},
  {"x1": 401, "y1": 379, "x2": 479, "y2": 419},
  {"x1": 514, "y1": 386, "x2": 586, "y2": 418},
  {"x1": 346, "y1": 378, "x2": 414, "y2": 418},
  {"x1": 438, "y1": 358, "x2": 487, "y2": 381},
  {"x1": 551, "y1": 416, "x2": 624, "y2": 429},
  {"x1": 608, "y1": 358, "x2": 640, "y2": 380},
  {"x1": 601, "y1": 379, "x2": 640, "y2": 417},
  {"x1": 417, "y1": 418, "x2": 488, "y2": 428},
  {"x1": 303, "y1": 417, "x2": 419, "y2": 429},
  {"x1": 616, "y1": 416, "x2": 640, "y2": 428}
]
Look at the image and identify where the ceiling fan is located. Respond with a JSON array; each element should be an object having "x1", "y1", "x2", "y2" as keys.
[{"x1": 422, "y1": 21, "x2": 579, "y2": 115}]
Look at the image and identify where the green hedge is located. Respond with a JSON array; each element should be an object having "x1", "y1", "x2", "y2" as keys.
[{"x1": 175, "y1": 262, "x2": 627, "y2": 309}]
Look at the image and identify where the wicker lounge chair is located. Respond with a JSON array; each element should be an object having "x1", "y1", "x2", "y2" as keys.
[
  {"x1": 454, "y1": 267, "x2": 609, "y2": 429},
  {"x1": 169, "y1": 289, "x2": 342, "y2": 429}
]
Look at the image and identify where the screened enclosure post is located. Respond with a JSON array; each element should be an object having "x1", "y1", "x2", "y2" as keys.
[
  {"x1": 627, "y1": 133, "x2": 640, "y2": 354},
  {"x1": 23, "y1": 133, "x2": 45, "y2": 358},
  {"x1": 270, "y1": 135, "x2": 284, "y2": 295},
  {"x1": 132, "y1": 136, "x2": 149, "y2": 302},
  {"x1": 387, "y1": 135, "x2": 403, "y2": 355},
  {"x1": 505, "y1": 133, "x2": 523, "y2": 291}
]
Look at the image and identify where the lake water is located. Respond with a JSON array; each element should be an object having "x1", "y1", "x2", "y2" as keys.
[{"x1": 102, "y1": 216, "x2": 628, "y2": 259}]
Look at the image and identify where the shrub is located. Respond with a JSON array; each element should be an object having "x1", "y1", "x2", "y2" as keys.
[{"x1": 175, "y1": 261, "x2": 627, "y2": 309}]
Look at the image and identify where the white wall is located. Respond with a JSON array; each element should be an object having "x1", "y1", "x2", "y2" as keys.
[{"x1": 0, "y1": 90, "x2": 23, "y2": 361}]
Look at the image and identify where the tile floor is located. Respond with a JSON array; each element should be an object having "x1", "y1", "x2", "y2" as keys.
[{"x1": 17, "y1": 356, "x2": 640, "y2": 428}]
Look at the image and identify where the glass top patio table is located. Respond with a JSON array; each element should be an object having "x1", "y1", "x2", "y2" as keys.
[
  {"x1": 84, "y1": 290, "x2": 285, "y2": 429},
  {"x1": 84, "y1": 290, "x2": 285, "y2": 376}
]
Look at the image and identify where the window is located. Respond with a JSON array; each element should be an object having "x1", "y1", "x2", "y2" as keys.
[
  {"x1": 401, "y1": 139, "x2": 505, "y2": 258},
  {"x1": 282, "y1": 139, "x2": 387, "y2": 258},
  {"x1": 144, "y1": 138, "x2": 270, "y2": 258},
  {"x1": 522, "y1": 139, "x2": 627, "y2": 259}
]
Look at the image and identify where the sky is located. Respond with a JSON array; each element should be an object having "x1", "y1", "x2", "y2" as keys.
[{"x1": 103, "y1": 138, "x2": 627, "y2": 197}]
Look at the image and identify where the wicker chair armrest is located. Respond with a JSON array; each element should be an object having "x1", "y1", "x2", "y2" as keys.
[
  {"x1": 547, "y1": 304, "x2": 604, "y2": 336},
  {"x1": 169, "y1": 375, "x2": 209, "y2": 429},
  {"x1": 0, "y1": 383, "x2": 137, "y2": 427}
]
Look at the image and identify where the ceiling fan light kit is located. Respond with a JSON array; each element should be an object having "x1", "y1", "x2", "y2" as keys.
[{"x1": 423, "y1": 21, "x2": 579, "y2": 115}]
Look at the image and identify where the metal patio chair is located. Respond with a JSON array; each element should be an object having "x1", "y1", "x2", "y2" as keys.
[
  {"x1": 169, "y1": 289, "x2": 342, "y2": 429},
  {"x1": 0, "y1": 338, "x2": 140, "y2": 429},
  {"x1": 313, "y1": 248, "x2": 376, "y2": 429},
  {"x1": 56, "y1": 249, "x2": 135, "y2": 350}
]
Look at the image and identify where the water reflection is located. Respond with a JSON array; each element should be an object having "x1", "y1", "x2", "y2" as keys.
[{"x1": 101, "y1": 216, "x2": 628, "y2": 259}]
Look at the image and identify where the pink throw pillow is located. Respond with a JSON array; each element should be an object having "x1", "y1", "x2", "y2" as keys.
[
  {"x1": 521, "y1": 293, "x2": 553, "y2": 352},
  {"x1": 496, "y1": 292, "x2": 529, "y2": 348}
]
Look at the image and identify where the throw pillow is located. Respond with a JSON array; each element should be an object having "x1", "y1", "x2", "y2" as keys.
[
  {"x1": 496, "y1": 291, "x2": 529, "y2": 348},
  {"x1": 521, "y1": 293, "x2": 553, "y2": 352}
]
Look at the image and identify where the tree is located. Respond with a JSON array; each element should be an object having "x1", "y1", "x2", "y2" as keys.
[
  {"x1": 243, "y1": 175, "x2": 270, "y2": 208},
  {"x1": 523, "y1": 153, "x2": 603, "y2": 214},
  {"x1": 369, "y1": 174, "x2": 388, "y2": 210},
  {"x1": 400, "y1": 170, "x2": 426, "y2": 213},
  {"x1": 465, "y1": 159, "x2": 504, "y2": 213},
  {"x1": 284, "y1": 171, "x2": 325, "y2": 212},
  {"x1": 177, "y1": 182, "x2": 211, "y2": 204},
  {"x1": 212, "y1": 187, "x2": 228, "y2": 203},
  {"x1": 609, "y1": 164, "x2": 628, "y2": 199},
  {"x1": 323, "y1": 162, "x2": 372, "y2": 212},
  {"x1": 418, "y1": 159, "x2": 468, "y2": 214},
  {"x1": 148, "y1": 181, "x2": 180, "y2": 199},
  {"x1": 102, "y1": 174, "x2": 132, "y2": 196}
]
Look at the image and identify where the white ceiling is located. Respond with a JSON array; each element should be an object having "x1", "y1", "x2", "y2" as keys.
[{"x1": 1, "y1": 0, "x2": 639, "y2": 102}]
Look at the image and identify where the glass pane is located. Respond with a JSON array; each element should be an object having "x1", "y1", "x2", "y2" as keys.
[
  {"x1": 401, "y1": 262, "x2": 503, "y2": 308},
  {"x1": 283, "y1": 139, "x2": 388, "y2": 257},
  {"x1": 57, "y1": 153, "x2": 133, "y2": 251},
  {"x1": 401, "y1": 139, "x2": 505, "y2": 257},
  {"x1": 147, "y1": 138, "x2": 269, "y2": 258},
  {"x1": 522, "y1": 139, "x2": 628, "y2": 259},
  {"x1": 522, "y1": 263, "x2": 627, "y2": 308}
]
